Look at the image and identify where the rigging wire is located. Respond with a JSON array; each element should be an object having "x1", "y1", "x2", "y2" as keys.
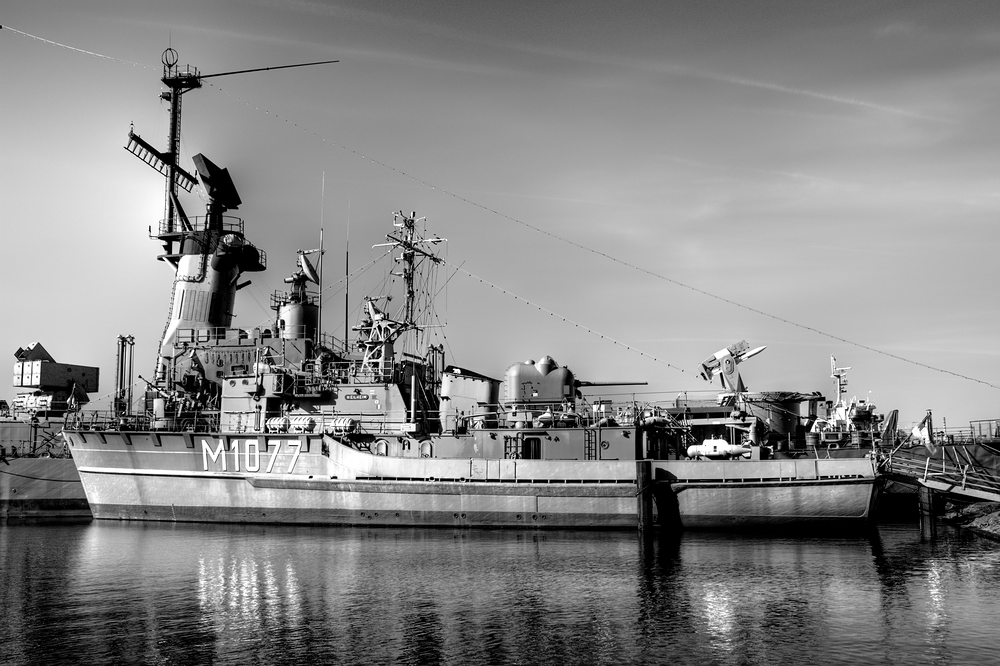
[
  {"x1": 200, "y1": 79, "x2": 999, "y2": 391},
  {"x1": 6, "y1": 25, "x2": 996, "y2": 391},
  {"x1": 447, "y1": 262, "x2": 694, "y2": 378},
  {"x1": 1, "y1": 25, "x2": 153, "y2": 68}
]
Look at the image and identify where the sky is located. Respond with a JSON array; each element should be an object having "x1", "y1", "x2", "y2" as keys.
[{"x1": 2, "y1": 0, "x2": 999, "y2": 431}]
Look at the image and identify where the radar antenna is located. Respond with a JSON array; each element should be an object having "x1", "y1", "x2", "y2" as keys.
[{"x1": 125, "y1": 48, "x2": 339, "y2": 235}]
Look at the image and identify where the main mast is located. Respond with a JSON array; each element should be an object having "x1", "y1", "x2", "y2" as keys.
[{"x1": 125, "y1": 48, "x2": 338, "y2": 386}]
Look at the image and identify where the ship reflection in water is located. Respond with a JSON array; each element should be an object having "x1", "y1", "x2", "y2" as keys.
[{"x1": 1, "y1": 523, "x2": 998, "y2": 665}]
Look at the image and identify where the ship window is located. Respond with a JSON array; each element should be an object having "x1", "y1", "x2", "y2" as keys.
[{"x1": 522, "y1": 437, "x2": 541, "y2": 460}]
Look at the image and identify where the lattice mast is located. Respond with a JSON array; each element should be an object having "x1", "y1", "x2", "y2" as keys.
[{"x1": 355, "y1": 212, "x2": 446, "y2": 379}]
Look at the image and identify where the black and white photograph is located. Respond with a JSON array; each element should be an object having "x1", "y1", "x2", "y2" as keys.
[{"x1": 2, "y1": 2, "x2": 1000, "y2": 664}]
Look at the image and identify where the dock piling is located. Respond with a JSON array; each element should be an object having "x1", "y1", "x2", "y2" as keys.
[{"x1": 636, "y1": 460, "x2": 653, "y2": 532}]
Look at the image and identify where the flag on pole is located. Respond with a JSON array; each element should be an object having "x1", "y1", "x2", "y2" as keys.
[{"x1": 911, "y1": 411, "x2": 936, "y2": 454}]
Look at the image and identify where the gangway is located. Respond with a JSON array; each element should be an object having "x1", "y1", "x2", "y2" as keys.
[{"x1": 877, "y1": 447, "x2": 1000, "y2": 503}]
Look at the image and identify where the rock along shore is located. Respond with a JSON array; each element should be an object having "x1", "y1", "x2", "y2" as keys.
[{"x1": 944, "y1": 502, "x2": 1000, "y2": 542}]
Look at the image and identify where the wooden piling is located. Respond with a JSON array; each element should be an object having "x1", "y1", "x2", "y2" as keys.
[
  {"x1": 637, "y1": 460, "x2": 653, "y2": 532},
  {"x1": 918, "y1": 486, "x2": 937, "y2": 540}
]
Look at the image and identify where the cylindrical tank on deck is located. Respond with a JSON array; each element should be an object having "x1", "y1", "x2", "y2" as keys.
[
  {"x1": 324, "y1": 417, "x2": 358, "y2": 433},
  {"x1": 287, "y1": 415, "x2": 316, "y2": 433},
  {"x1": 278, "y1": 300, "x2": 318, "y2": 340},
  {"x1": 266, "y1": 415, "x2": 316, "y2": 433},
  {"x1": 266, "y1": 416, "x2": 290, "y2": 433},
  {"x1": 687, "y1": 439, "x2": 750, "y2": 459}
]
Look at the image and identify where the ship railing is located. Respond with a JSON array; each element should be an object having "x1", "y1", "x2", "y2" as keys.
[
  {"x1": 291, "y1": 372, "x2": 339, "y2": 396},
  {"x1": 0, "y1": 440, "x2": 71, "y2": 459},
  {"x1": 271, "y1": 291, "x2": 319, "y2": 309},
  {"x1": 918, "y1": 421, "x2": 999, "y2": 447},
  {"x1": 65, "y1": 410, "x2": 221, "y2": 433},
  {"x1": 324, "y1": 358, "x2": 392, "y2": 384},
  {"x1": 175, "y1": 327, "x2": 230, "y2": 345},
  {"x1": 317, "y1": 332, "x2": 350, "y2": 357},
  {"x1": 66, "y1": 411, "x2": 147, "y2": 431},
  {"x1": 969, "y1": 419, "x2": 1000, "y2": 442},
  {"x1": 248, "y1": 399, "x2": 679, "y2": 437},
  {"x1": 163, "y1": 60, "x2": 200, "y2": 82},
  {"x1": 224, "y1": 411, "x2": 264, "y2": 434},
  {"x1": 154, "y1": 215, "x2": 245, "y2": 237},
  {"x1": 439, "y1": 400, "x2": 683, "y2": 432}
]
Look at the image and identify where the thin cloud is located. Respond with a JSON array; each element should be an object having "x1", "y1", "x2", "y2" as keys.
[
  {"x1": 686, "y1": 69, "x2": 951, "y2": 124},
  {"x1": 502, "y1": 41, "x2": 952, "y2": 124},
  {"x1": 662, "y1": 155, "x2": 855, "y2": 188},
  {"x1": 252, "y1": 0, "x2": 950, "y2": 124}
]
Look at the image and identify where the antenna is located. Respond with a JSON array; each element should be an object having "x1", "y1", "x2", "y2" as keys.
[
  {"x1": 345, "y1": 200, "x2": 351, "y2": 351},
  {"x1": 318, "y1": 227, "x2": 325, "y2": 347},
  {"x1": 126, "y1": 48, "x2": 339, "y2": 233},
  {"x1": 831, "y1": 356, "x2": 851, "y2": 402},
  {"x1": 319, "y1": 172, "x2": 325, "y2": 348}
]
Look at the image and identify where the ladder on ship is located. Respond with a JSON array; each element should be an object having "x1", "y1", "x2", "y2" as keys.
[{"x1": 877, "y1": 447, "x2": 1000, "y2": 503}]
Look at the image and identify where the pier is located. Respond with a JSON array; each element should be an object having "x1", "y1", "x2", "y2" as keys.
[
  {"x1": 876, "y1": 441, "x2": 1000, "y2": 537},
  {"x1": 877, "y1": 446, "x2": 1000, "y2": 504}
]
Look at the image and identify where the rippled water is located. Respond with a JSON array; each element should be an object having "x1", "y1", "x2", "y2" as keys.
[{"x1": 2, "y1": 520, "x2": 998, "y2": 665}]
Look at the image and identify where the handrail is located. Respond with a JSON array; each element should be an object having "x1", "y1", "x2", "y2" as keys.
[
  {"x1": 154, "y1": 215, "x2": 244, "y2": 237},
  {"x1": 878, "y1": 446, "x2": 1000, "y2": 499}
]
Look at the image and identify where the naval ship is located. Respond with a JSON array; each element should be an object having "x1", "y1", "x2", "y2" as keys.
[{"x1": 62, "y1": 49, "x2": 880, "y2": 530}]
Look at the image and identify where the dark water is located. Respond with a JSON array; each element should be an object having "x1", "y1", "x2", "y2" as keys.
[{"x1": 2, "y1": 520, "x2": 998, "y2": 665}]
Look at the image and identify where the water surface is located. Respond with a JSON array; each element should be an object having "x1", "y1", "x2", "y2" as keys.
[{"x1": 2, "y1": 520, "x2": 997, "y2": 665}]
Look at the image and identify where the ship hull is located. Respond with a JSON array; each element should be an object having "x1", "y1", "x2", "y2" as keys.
[
  {"x1": 653, "y1": 458, "x2": 879, "y2": 529},
  {"x1": 65, "y1": 429, "x2": 878, "y2": 530},
  {"x1": 1, "y1": 457, "x2": 92, "y2": 524},
  {"x1": 668, "y1": 478, "x2": 878, "y2": 528},
  {"x1": 80, "y1": 476, "x2": 637, "y2": 528},
  {"x1": 66, "y1": 430, "x2": 640, "y2": 528}
]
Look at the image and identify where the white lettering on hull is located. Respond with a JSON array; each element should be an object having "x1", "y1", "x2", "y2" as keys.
[
  {"x1": 202, "y1": 439, "x2": 227, "y2": 471},
  {"x1": 201, "y1": 439, "x2": 302, "y2": 473},
  {"x1": 245, "y1": 439, "x2": 260, "y2": 472}
]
